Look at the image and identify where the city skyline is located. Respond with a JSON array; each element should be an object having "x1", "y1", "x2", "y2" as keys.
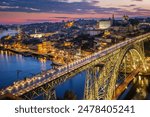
[{"x1": 0, "y1": 0, "x2": 150, "y2": 24}]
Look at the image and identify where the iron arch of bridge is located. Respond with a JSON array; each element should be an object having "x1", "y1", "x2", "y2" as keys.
[
  {"x1": 84, "y1": 41, "x2": 146, "y2": 100},
  {"x1": 107, "y1": 44, "x2": 145, "y2": 99}
]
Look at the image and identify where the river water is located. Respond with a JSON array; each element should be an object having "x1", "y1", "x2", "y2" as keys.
[
  {"x1": 0, "y1": 29, "x2": 18, "y2": 39},
  {"x1": 0, "y1": 50, "x2": 85, "y2": 99}
]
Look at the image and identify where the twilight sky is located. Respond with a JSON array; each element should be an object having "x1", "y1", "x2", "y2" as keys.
[{"x1": 0, "y1": 0, "x2": 150, "y2": 24}]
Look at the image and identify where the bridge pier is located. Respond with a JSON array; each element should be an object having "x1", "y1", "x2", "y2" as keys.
[
  {"x1": 43, "y1": 88, "x2": 56, "y2": 100},
  {"x1": 84, "y1": 66, "x2": 101, "y2": 100}
]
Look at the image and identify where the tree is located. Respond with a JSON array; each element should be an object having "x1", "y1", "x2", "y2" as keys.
[
  {"x1": 129, "y1": 19, "x2": 139, "y2": 26},
  {"x1": 63, "y1": 90, "x2": 77, "y2": 100}
]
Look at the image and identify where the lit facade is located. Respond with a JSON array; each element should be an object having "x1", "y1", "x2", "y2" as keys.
[
  {"x1": 98, "y1": 20, "x2": 112, "y2": 29},
  {"x1": 30, "y1": 32, "x2": 58, "y2": 38}
]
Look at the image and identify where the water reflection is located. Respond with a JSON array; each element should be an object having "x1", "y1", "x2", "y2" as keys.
[
  {"x1": 56, "y1": 71, "x2": 86, "y2": 100},
  {"x1": 38, "y1": 57, "x2": 47, "y2": 71},
  {"x1": 123, "y1": 75, "x2": 150, "y2": 100},
  {"x1": 0, "y1": 50, "x2": 86, "y2": 99},
  {"x1": 132, "y1": 76, "x2": 150, "y2": 100},
  {"x1": 0, "y1": 50, "x2": 52, "y2": 89}
]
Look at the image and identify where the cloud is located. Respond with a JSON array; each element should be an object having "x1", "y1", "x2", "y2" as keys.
[
  {"x1": 24, "y1": 7, "x2": 40, "y2": 11},
  {"x1": 132, "y1": 0, "x2": 143, "y2": 1},
  {"x1": 53, "y1": 16, "x2": 71, "y2": 19},
  {"x1": 2, "y1": 2, "x2": 9, "y2": 5},
  {"x1": 134, "y1": 7, "x2": 150, "y2": 12},
  {"x1": 26, "y1": 17, "x2": 74, "y2": 23},
  {"x1": 0, "y1": 0, "x2": 119, "y2": 14},
  {"x1": 115, "y1": 7, "x2": 150, "y2": 17},
  {"x1": 0, "y1": 5, "x2": 40, "y2": 12},
  {"x1": 120, "y1": 4, "x2": 136, "y2": 7},
  {"x1": 0, "y1": 0, "x2": 149, "y2": 19},
  {"x1": 26, "y1": 19, "x2": 51, "y2": 22}
]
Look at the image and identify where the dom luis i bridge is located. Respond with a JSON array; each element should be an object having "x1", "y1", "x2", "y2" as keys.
[{"x1": 0, "y1": 33, "x2": 150, "y2": 100}]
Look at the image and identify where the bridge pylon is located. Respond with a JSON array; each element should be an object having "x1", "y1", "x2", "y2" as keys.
[{"x1": 84, "y1": 40, "x2": 147, "y2": 100}]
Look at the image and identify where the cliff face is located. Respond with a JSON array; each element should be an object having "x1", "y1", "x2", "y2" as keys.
[{"x1": 144, "y1": 40, "x2": 150, "y2": 57}]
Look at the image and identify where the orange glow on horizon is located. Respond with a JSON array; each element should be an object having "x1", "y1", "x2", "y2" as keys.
[{"x1": 0, "y1": 12, "x2": 115, "y2": 24}]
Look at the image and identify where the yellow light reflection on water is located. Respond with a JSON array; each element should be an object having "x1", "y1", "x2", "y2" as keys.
[{"x1": 38, "y1": 57, "x2": 47, "y2": 71}]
